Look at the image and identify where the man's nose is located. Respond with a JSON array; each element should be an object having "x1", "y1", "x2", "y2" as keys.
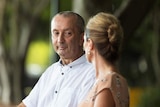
[{"x1": 57, "y1": 34, "x2": 65, "y2": 43}]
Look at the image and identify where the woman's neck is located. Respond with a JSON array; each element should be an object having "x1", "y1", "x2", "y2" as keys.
[{"x1": 93, "y1": 53, "x2": 116, "y2": 79}]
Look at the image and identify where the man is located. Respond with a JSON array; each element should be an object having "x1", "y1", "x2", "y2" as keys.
[{"x1": 18, "y1": 11, "x2": 95, "y2": 107}]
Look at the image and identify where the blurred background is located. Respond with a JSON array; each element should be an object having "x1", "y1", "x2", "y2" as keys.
[{"x1": 0, "y1": 0, "x2": 160, "y2": 107}]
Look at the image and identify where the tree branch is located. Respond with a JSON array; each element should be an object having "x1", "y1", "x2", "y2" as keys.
[{"x1": 116, "y1": 0, "x2": 156, "y2": 38}]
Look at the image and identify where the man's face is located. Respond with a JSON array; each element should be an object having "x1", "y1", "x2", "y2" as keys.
[{"x1": 51, "y1": 15, "x2": 83, "y2": 60}]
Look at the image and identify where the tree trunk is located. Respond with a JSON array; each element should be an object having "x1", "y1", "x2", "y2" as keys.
[
  {"x1": 72, "y1": 0, "x2": 112, "y2": 22},
  {"x1": 151, "y1": 4, "x2": 160, "y2": 85},
  {"x1": 117, "y1": 0, "x2": 156, "y2": 38},
  {"x1": 0, "y1": 46, "x2": 11, "y2": 104},
  {"x1": 0, "y1": 0, "x2": 50, "y2": 104},
  {"x1": 0, "y1": 0, "x2": 11, "y2": 104}
]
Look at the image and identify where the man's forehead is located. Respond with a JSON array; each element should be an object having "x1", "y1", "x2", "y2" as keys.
[{"x1": 51, "y1": 17, "x2": 76, "y2": 31}]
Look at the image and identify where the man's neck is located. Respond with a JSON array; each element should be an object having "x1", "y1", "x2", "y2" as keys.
[{"x1": 61, "y1": 52, "x2": 84, "y2": 65}]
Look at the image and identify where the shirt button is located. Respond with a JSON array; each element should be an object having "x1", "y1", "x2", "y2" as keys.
[
  {"x1": 55, "y1": 91, "x2": 58, "y2": 93},
  {"x1": 61, "y1": 72, "x2": 64, "y2": 75}
]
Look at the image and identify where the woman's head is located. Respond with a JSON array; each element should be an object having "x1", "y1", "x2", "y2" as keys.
[{"x1": 84, "y1": 12, "x2": 123, "y2": 64}]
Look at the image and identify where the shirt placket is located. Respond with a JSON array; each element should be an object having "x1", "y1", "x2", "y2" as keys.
[{"x1": 51, "y1": 65, "x2": 70, "y2": 106}]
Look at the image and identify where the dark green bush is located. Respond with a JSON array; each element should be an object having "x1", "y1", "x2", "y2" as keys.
[{"x1": 137, "y1": 87, "x2": 160, "y2": 107}]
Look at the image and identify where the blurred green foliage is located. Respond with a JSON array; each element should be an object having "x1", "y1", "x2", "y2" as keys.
[
  {"x1": 137, "y1": 87, "x2": 160, "y2": 107},
  {"x1": 59, "y1": 0, "x2": 72, "y2": 11}
]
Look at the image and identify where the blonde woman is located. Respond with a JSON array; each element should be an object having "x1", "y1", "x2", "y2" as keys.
[{"x1": 79, "y1": 12, "x2": 129, "y2": 107}]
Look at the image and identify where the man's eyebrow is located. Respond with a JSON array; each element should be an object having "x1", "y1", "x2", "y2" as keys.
[
  {"x1": 52, "y1": 29, "x2": 58, "y2": 32},
  {"x1": 52, "y1": 28, "x2": 73, "y2": 32}
]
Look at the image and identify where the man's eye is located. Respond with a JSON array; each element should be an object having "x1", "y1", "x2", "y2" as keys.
[
  {"x1": 64, "y1": 31, "x2": 72, "y2": 36},
  {"x1": 53, "y1": 31, "x2": 59, "y2": 36}
]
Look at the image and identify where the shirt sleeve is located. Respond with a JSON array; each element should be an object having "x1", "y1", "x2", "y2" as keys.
[
  {"x1": 22, "y1": 77, "x2": 41, "y2": 107},
  {"x1": 22, "y1": 66, "x2": 52, "y2": 107}
]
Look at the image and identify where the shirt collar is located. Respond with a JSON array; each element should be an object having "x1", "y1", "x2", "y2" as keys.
[{"x1": 58, "y1": 54, "x2": 86, "y2": 67}]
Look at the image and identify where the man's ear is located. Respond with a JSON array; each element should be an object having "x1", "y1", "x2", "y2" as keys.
[{"x1": 79, "y1": 33, "x2": 84, "y2": 46}]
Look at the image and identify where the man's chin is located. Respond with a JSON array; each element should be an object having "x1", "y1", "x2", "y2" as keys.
[{"x1": 58, "y1": 53, "x2": 66, "y2": 57}]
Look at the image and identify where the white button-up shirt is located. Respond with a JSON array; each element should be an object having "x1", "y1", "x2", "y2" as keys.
[{"x1": 23, "y1": 55, "x2": 95, "y2": 107}]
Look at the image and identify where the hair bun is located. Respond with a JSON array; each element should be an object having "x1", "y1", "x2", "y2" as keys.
[{"x1": 107, "y1": 24, "x2": 118, "y2": 43}]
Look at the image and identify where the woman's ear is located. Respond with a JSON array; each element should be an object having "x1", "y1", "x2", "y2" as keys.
[{"x1": 87, "y1": 38, "x2": 94, "y2": 50}]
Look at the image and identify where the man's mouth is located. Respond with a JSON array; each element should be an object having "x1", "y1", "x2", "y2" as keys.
[{"x1": 58, "y1": 46, "x2": 66, "y2": 50}]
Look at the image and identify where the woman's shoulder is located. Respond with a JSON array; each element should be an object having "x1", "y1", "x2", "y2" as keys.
[
  {"x1": 96, "y1": 71, "x2": 129, "y2": 107},
  {"x1": 97, "y1": 71, "x2": 128, "y2": 93}
]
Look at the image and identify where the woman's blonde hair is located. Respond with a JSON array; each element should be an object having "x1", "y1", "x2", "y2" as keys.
[{"x1": 86, "y1": 12, "x2": 123, "y2": 64}]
